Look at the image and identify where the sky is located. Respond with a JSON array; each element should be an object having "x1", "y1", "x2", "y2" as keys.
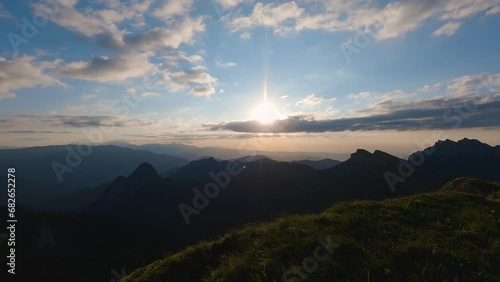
[{"x1": 0, "y1": 0, "x2": 499, "y2": 157}]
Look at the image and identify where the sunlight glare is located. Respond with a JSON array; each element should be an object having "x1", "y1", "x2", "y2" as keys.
[{"x1": 251, "y1": 102, "x2": 282, "y2": 124}]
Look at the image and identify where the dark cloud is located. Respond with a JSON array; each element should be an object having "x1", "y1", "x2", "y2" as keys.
[
  {"x1": 5, "y1": 130, "x2": 73, "y2": 134},
  {"x1": 11, "y1": 114, "x2": 157, "y2": 128},
  {"x1": 206, "y1": 94, "x2": 500, "y2": 133}
]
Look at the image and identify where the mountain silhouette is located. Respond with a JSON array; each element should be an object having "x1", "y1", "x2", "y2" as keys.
[
  {"x1": 291, "y1": 158, "x2": 340, "y2": 169},
  {"x1": 86, "y1": 138, "x2": 500, "y2": 237}
]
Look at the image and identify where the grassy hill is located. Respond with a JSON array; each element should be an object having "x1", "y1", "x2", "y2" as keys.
[{"x1": 122, "y1": 179, "x2": 500, "y2": 282}]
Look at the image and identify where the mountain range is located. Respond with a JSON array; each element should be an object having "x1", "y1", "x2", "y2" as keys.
[{"x1": 1, "y1": 138, "x2": 499, "y2": 282}]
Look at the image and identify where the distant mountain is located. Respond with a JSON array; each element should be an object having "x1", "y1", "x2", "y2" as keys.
[
  {"x1": 0, "y1": 145, "x2": 188, "y2": 188},
  {"x1": 105, "y1": 141, "x2": 350, "y2": 161},
  {"x1": 234, "y1": 155, "x2": 270, "y2": 163},
  {"x1": 291, "y1": 158, "x2": 340, "y2": 169}
]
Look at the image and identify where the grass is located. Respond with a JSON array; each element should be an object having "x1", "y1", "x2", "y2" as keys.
[{"x1": 122, "y1": 179, "x2": 500, "y2": 282}]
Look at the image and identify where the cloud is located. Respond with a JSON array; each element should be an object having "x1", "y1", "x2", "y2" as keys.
[
  {"x1": 223, "y1": 1, "x2": 305, "y2": 34},
  {"x1": 419, "y1": 83, "x2": 442, "y2": 92},
  {"x1": 296, "y1": 94, "x2": 336, "y2": 106},
  {"x1": 153, "y1": 0, "x2": 193, "y2": 21},
  {"x1": 216, "y1": 61, "x2": 237, "y2": 67},
  {"x1": 34, "y1": 0, "x2": 127, "y2": 41},
  {"x1": 14, "y1": 114, "x2": 157, "y2": 128},
  {"x1": 82, "y1": 94, "x2": 97, "y2": 99},
  {"x1": 240, "y1": 32, "x2": 251, "y2": 40},
  {"x1": 164, "y1": 51, "x2": 204, "y2": 65},
  {"x1": 486, "y1": 6, "x2": 500, "y2": 15},
  {"x1": 222, "y1": 0, "x2": 499, "y2": 40},
  {"x1": 161, "y1": 68, "x2": 217, "y2": 92},
  {"x1": 141, "y1": 92, "x2": 160, "y2": 98},
  {"x1": 215, "y1": 0, "x2": 251, "y2": 9},
  {"x1": 190, "y1": 86, "x2": 216, "y2": 97},
  {"x1": 4, "y1": 130, "x2": 73, "y2": 134},
  {"x1": 122, "y1": 16, "x2": 205, "y2": 51},
  {"x1": 381, "y1": 90, "x2": 410, "y2": 101},
  {"x1": 447, "y1": 73, "x2": 500, "y2": 96},
  {"x1": 432, "y1": 22, "x2": 462, "y2": 37},
  {"x1": 53, "y1": 52, "x2": 157, "y2": 82},
  {"x1": 206, "y1": 72, "x2": 500, "y2": 133},
  {"x1": 207, "y1": 95, "x2": 500, "y2": 133},
  {"x1": 34, "y1": 0, "x2": 203, "y2": 52},
  {"x1": 347, "y1": 92, "x2": 372, "y2": 104},
  {"x1": 0, "y1": 3, "x2": 12, "y2": 19},
  {"x1": 0, "y1": 56, "x2": 63, "y2": 100}
]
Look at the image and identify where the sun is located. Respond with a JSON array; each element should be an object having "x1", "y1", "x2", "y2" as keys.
[{"x1": 251, "y1": 102, "x2": 282, "y2": 124}]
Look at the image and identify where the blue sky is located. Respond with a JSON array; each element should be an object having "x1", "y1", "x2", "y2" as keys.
[{"x1": 1, "y1": 0, "x2": 499, "y2": 156}]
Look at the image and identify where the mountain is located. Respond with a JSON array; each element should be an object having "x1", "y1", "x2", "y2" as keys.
[
  {"x1": 88, "y1": 149, "x2": 417, "y2": 236},
  {"x1": 121, "y1": 179, "x2": 500, "y2": 282},
  {"x1": 411, "y1": 138, "x2": 500, "y2": 185},
  {"x1": 0, "y1": 145, "x2": 188, "y2": 188},
  {"x1": 105, "y1": 141, "x2": 351, "y2": 161},
  {"x1": 291, "y1": 158, "x2": 341, "y2": 169},
  {"x1": 88, "y1": 139, "x2": 500, "y2": 237}
]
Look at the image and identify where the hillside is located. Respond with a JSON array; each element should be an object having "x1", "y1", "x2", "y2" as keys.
[{"x1": 122, "y1": 179, "x2": 500, "y2": 282}]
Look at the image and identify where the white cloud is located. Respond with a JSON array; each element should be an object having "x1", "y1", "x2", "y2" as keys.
[
  {"x1": 82, "y1": 94, "x2": 97, "y2": 99},
  {"x1": 296, "y1": 94, "x2": 336, "y2": 106},
  {"x1": 161, "y1": 69, "x2": 218, "y2": 92},
  {"x1": 0, "y1": 56, "x2": 63, "y2": 100},
  {"x1": 447, "y1": 73, "x2": 500, "y2": 96},
  {"x1": 223, "y1": 0, "x2": 499, "y2": 40},
  {"x1": 141, "y1": 92, "x2": 160, "y2": 98},
  {"x1": 224, "y1": 1, "x2": 304, "y2": 33},
  {"x1": 217, "y1": 61, "x2": 238, "y2": 67},
  {"x1": 348, "y1": 92, "x2": 372, "y2": 104},
  {"x1": 215, "y1": 0, "x2": 251, "y2": 9},
  {"x1": 165, "y1": 51, "x2": 204, "y2": 64},
  {"x1": 381, "y1": 90, "x2": 409, "y2": 101},
  {"x1": 35, "y1": 0, "x2": 128, "y2": 41},
  {"x1": 432, "y1": 22, "x2": 462, "y2": 37},
  {"x1": 35, "y1": 0, "x2": 202, "y2": 51},
  {"x1": 240, "y1": 32, "x2": 251, "y2": 40},
  {"x1": 153, "y1": 0, "x2": 193, "y2": 21},
  {"x1": 419, "y1": 83, "x2": 442, "y2": 92}
]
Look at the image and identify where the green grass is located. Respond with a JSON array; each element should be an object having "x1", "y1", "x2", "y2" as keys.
[{"x1": 122, "y1": 180, "x2": 500, "y2": 282}]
